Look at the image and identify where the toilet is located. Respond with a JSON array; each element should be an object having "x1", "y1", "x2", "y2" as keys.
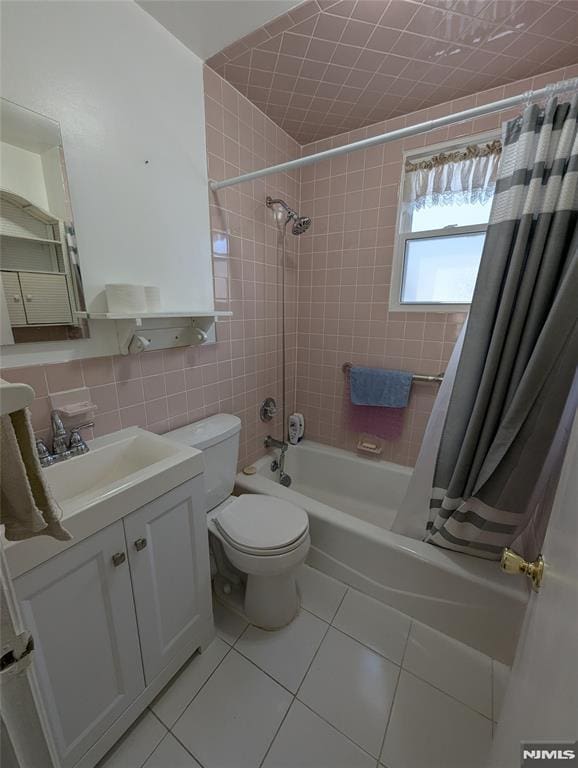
[{"x1": 167, "y1": 414, "x2": 310, "y2": 629}]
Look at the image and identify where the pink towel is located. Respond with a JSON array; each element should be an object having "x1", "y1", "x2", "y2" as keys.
[{"x1": 344, "y1": 374, "x2": 406, "y2": 440}]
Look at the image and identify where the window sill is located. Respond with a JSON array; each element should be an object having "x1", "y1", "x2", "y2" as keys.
[{"x1": 388, "y1": 301, "x2": 470, "y2": 314}]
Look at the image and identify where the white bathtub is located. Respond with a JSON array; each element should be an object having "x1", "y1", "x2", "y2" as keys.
[{"x1": 236, "y1": 440, "x2": 528, "y2": 664}]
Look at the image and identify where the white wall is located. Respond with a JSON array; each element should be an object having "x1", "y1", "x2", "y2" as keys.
[{"x1": 0, "y1": 0, "x2": 213, "y2": 367}]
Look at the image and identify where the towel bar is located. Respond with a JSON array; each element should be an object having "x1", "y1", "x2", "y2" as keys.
[{"x1": 341, "y1": 362, "x2": 444, "y2": 384}]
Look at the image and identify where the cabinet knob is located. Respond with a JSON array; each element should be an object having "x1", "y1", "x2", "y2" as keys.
[
  {"x1": 134, "y1": 538, "x2": 147, "y2": 552},
  {"x1": 13, "y1": 295, "x2": 20, "y2": 302},
  {"x1": 112, "y1": 552, "x2": 126, "y2": 567},
  {"x1": 25, "y1": 295, "x2": 33, "y2": 301}
]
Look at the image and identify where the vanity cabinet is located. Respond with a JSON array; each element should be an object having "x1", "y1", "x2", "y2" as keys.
[
  {"x1": 13, "y1": 479, "x2": 213, "y2": 768},
  {"x1": 124, "y1": 482, "x2": 207, "y2": 683},
  {"x1": 14, "y1": 521, "x2": 145, "y2": 768}
]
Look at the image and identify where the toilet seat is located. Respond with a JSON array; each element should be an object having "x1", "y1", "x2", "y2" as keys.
[{"x1": 214, "y1": 495, "x2": 309, "y2": 556}]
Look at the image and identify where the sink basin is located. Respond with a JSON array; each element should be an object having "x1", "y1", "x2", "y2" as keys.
[
  {"x1": 4, "y1": 427, "x2": 204, "y2": 578},
  {"x1": 45, "y1": 429, "x2": 192, "y2": 508}
]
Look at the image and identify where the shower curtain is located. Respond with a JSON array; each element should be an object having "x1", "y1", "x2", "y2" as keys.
[{"x1": 424, "y1": 94, "x2": 578, "y2": 560}]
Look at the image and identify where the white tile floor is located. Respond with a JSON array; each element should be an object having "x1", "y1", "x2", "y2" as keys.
[{"x1": 98, "y1": 564, "x2": 509, "y2": 768}]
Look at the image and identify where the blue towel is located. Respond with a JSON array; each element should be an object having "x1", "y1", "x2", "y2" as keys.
[{"x1": 349, "y1": 367, "x2": 412, "y2": 408}]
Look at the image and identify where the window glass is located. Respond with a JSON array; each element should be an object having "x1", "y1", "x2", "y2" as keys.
[
  {"x1": 410, "y1": 198, "x2": 492, "y2": 232},
  {"x1": 401, "y1": 232, "x2": 485, "y2": 304}
]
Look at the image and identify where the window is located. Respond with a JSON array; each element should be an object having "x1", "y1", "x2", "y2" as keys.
[{"x1": 390, "y1": 135, "x2": 501, "y2": 312}]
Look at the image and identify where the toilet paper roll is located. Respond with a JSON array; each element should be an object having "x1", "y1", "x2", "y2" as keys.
[
  {"x1": 144, "y1": 286, "x2": 161, "y2": 312},
  {"x1": 105, "y1": 284, "x2": 147, "y2": 314}
]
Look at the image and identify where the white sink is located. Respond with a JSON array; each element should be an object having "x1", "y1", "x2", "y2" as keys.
[
  {"x1": 45, "y1": 429, "x2": 195, "y2": 510},
  {"x1": 4, "y1": 427, "x2": 204, "y2": 577}
]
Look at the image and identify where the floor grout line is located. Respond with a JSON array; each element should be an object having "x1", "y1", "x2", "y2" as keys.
[
  {"x1": 111, "y1": 710, "x2": 166, "y2": 768},
  {"x1": 401, "y1": 667, "x2": 494, "y2": 722},
  {"x1": 327, "y1": 620, "x2": 408, "y2": 667},
  {"x1": 229, "y1": 644, "x2": 303, "y2": 697},
  {"x1": 148, "y1": 729, "x2": 209, "y2": 768},
  {"x1": 398, "y1": 620, "x2": 495, "y2": 720},
  {"x1": 294, "y1": 586, "x2": 347, "y2": 700},
  {"x1": 165, "y1": 643, "x2": 233, "y2": 731},
  {"x1": 167, "y1": 727, "x2": 210, "y2": 768},
  {"x1": 159, "y1": 645, "x2": 234, "y2": 768},
  {"x1": 296, "y1": 697, "x2": 382, "y2": 763},
  {"x1": 329, "y1": 585, "x2": 349, "y2": 626},
  {"x1": 257, "y1": 694, "x2": 296, "y2": 768},
  {"x1": 376, "y1": 619, "x2": 414, "y2": 764}
]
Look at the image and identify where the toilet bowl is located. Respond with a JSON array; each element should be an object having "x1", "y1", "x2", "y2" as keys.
[
  {"x1": 209, "y1": 494, "x2": 310, "y2": 629},
  {"x1": 166, "y1": 414, "x2": 309, "y2": 630}
]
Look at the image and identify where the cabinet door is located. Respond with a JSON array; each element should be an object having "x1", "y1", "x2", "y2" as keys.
[
  {"x1": 14, "y1": 522, "x2": 145, "y2": 768},
  {"x1": 1, "y1": 271, "x2": 26, "y2": 325},
  {"x1": 19, "y1": 272, "x2": 73, "y2": 324},
  {"x1": 124, "y1": 479, "x2": 209, "y2": 684}
]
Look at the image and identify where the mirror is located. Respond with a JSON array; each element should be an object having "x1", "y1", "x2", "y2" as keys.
[{"x1": 0, "y1": 98, "x2": 88, "y2": 343}]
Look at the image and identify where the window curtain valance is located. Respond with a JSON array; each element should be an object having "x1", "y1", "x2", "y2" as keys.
[{"x1": 403, "y1": 140, "x2": 502, "y2": 211}]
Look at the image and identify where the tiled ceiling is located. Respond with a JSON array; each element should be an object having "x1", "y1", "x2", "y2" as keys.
[{"x1": 206, "y1": 0, "x2": 578, "y2": 144}]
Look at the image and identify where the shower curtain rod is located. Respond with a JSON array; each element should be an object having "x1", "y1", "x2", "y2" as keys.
[{"x1": 209, "y1": 76, "x2": 577, "y2": 191}]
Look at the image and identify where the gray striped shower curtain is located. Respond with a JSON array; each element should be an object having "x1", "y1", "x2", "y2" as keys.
[{"x1": 426, "y1": 94, "x2": 578, "y2": 560}]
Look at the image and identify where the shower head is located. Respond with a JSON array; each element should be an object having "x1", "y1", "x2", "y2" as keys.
[
  {"x1": 266, "y1": 196, "x2": 311, "y2": 235},
  {"x1": 291, "y1": 215, "x2": 311, "y2": 235}
]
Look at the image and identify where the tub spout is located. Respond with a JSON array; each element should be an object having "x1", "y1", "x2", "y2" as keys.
[{"x1": 264, "y1": 435, "x2": 288, "y2": 451}]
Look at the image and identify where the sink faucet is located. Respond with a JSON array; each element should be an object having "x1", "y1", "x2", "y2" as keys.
[
  {"x1": 36, "y1": 411, "x2": 95, "y2": 468},
  {"x1": 51, "y1": 411, "x2": 68, "y2": 456}
]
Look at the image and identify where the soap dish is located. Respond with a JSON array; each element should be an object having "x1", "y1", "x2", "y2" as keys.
[
  {"x1": 57, "y1": 401, "x2": 96, "y2": 417},
  {"x1": 49, "y1": 387, "x2": 98, "y2": 422},
  {"x1": 356, "y1": 438, "x2": 382, "y2": 456}
]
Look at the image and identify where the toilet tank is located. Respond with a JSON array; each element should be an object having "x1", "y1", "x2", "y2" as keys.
[{"x1": 166, "y1": 414, "x2": 241, "y2": 512}]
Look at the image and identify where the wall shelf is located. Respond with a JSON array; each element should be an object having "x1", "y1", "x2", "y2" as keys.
[
  {"x1": 0, "y1": 188, "x2": 59, "y2": 225},
  {"x1": 0, "y1": 232, "x2": 62, "y2": 245},
  {"x1": 2, "y1": 268, "x2": 67, "y2": 276},
  {"x1": 75, "y1": 310, "x2": 232, "y2": 320},
  {"x1": 73, "y1": 310, "x2": 232, "y2": 355}
]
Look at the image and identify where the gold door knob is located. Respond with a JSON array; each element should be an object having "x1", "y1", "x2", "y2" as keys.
[{"x1": 500, "y1": 548, "x2": 544, "y2": 591}]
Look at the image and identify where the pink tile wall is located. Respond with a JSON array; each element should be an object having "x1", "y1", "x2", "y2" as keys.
[
  {"x1": 1, "y1": 66, "x2": 302, "y2": 470},
  {"x1": 295, "y1": 63, "x2": 578, "y2": 466},
  {"x1": 204, "y1": 65, "x2": 302, "y2": 464},
  {"x1": 2, "y1": 62, "x2": 576, "y2": 471}
]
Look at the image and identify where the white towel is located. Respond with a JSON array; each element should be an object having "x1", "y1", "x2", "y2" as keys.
[{"x1": 0, "y1": 409, "x2": 71, "y2": 542}]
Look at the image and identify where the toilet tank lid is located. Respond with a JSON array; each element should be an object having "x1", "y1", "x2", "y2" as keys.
[{"x1": 166, "y1": 414, "x2": 241, "y2": 450}]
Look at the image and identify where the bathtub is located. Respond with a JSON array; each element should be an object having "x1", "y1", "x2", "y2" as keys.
[{"x1": 236, "y1": 440, "x2": 528, "y2": 664}]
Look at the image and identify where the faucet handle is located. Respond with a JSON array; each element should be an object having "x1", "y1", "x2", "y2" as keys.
[
  {"x1": 70, "y1": 422, "x2": 95, "y2": 433},
  {"x1": 36, "y1": 438, "x2": 54, "y2": 467},
  {"x1": 68, "y1": 422, "x2": 94, "y2": 454}
]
